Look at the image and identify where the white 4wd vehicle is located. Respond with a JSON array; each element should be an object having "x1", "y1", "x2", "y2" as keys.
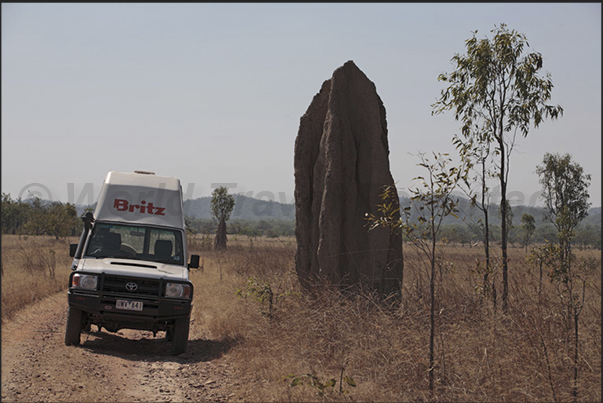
[{"x1": 65, "y1": 171, "x2": 199, "y2": 355}]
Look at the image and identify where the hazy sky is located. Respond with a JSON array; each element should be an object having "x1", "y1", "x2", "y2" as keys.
[{"x1": 2, "y1": 3, "x2": 601, "y2": 208}]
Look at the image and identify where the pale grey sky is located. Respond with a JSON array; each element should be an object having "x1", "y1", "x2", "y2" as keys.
[{"x1": 2, "y1": 3, "x2": 601, "y2": 207}]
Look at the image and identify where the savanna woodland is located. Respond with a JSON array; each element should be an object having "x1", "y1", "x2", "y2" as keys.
[{"x1": 2, "y1": 24, "x2": 600, "y2": 402}]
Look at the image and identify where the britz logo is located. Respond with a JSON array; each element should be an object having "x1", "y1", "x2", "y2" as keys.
[{"x1": 114, "y1": 199, "x2": 166, "y2": 216}]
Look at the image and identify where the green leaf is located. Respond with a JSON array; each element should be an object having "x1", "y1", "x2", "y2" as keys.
[{"x1": 344, "y1": 376, "x2": 357, "y2": 387}]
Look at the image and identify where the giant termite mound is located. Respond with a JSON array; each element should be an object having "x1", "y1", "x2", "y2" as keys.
[{"x1": 294, "y1": 60, "x2": 403, "y2": 295}]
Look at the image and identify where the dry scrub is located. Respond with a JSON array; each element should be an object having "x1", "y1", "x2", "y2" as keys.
[
  {"x1": 189, "y1": 236, "x2": 600, "y2": 402},
  {"x1": 2, "y1": 234, "x2": 600, "y2": 402},
  {"x1": 1, "y1": 235, "x2": 77, "y2": 322}
]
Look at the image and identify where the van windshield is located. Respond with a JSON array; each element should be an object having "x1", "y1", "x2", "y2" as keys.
[{"x1": 85, "y1": 223, "x2": 184, "y2": 265}]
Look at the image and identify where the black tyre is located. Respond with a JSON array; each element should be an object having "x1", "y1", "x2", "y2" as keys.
[
  {"x1": 171, "y1": 317, "x2": 190, "y2": 355},
  {"x1": 65, "y1": 306, "x2": 83, "y2": 346}
]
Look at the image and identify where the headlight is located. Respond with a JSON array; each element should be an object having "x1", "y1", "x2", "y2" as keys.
[
  {"x1": 165, "y1": 282, "x2": 191, "y2": 299},
  {"x1": 72, "y1": 274, "x2": 98, "y2": 290}
]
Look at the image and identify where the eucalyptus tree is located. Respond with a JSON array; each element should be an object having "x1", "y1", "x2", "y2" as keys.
[
  {"x1": 367, "y1": 151, "x2": 466, "y2": 394},
  {"x1": 520, "y1": 213, "x2": 536, "y2": 252},
  {"x1": 536, "y1": 152, "x2": 591, "y2": 276},
  {"x1": 536, "y1": 152, "x2": 591, "y2": 402},
  {"x1": 1, "y1": 193, "x2": 28, "y2": 235},
  {"x1": 432, "y1": 23, "x2": 563, "y2": 311},
  {"x1": 410, "y1": 152, "x2": 466, "y2": 393},
  {"x1": 211, "y1": 187, "x2": 235, "y2": 250},
  {"x1": 454, "y1": 132, "x2": 496, "y2": 300}
]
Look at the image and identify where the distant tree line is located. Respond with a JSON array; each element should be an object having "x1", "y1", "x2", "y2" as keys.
[
  {"x1": 186, "y1": 217, "x2": 295, "y2": 239},
  {"x1": 423, "y1": 221, "x2": 600, "y2": 250},
  {"x1": 2, "y1": 192, "x2": 598, "y2": 249},
  {"x1": 1, "y1": 194, "x2": 82, "y2": 238},
  {"x1": 185, "y1": 215, "x2": 600, "y2": 249}
]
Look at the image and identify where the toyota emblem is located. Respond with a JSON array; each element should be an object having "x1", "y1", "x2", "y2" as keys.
[{"x1": 125, "y1": 282, "x2": 138, "y2": 291}]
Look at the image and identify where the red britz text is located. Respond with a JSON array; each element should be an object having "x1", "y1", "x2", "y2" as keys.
[{"x1": 113, "y1": 199, "x2": 166, "y2": 216}]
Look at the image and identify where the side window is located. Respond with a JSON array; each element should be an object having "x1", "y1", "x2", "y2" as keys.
[
  {"x1": 86, "y1": 224, "x2": 139, "y2": 257},
  {"x1": 87, "y1": 224, "x2": 112, "y2": 253}
]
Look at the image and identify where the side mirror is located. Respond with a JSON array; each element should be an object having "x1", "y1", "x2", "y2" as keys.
[
  {"x1": 69, "y1": 244, "x2": 78, "y2": 257},
  {"x1": 81, "y1": 212, "x2": 94, "y2": 230},
  {"x1": 188, "y1": 254, "x2": 200, "y2": 269}
]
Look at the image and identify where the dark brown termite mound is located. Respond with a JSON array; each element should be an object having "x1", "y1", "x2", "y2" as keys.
[
  {"x1": 294, "y1": 60, "x2": 403, "y2": 296},
  {"x1": 214, "y1": 216, "x2": 227, "y2": 250}
]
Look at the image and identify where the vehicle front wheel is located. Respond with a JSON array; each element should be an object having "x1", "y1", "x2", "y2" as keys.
[
  {"x1": 171, "y1": 317, "x2": 189, "y2": 355},
  {"x1": 65, "y1": 306, "x2": 83, "y2": 346}
]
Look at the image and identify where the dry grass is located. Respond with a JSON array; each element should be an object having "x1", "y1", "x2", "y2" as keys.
[
  {"x1": 188, "y1": 236, "x2": 601, "y2": 402},
  {"x1": 1, "y1": 235, "x2": 77, "y2": 323},
  {"x1": 3, "y1": 234, "x2": 600, "y2": 402}
]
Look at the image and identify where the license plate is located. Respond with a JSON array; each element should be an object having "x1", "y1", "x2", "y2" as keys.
[{"x1": 116, "y1": 299, "x2": 143, "y2": 311}]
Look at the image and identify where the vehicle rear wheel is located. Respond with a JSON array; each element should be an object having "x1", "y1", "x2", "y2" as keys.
[
  {"x1": 171, "y1": 317, "x2": 189, "y2": 355},
  {"x1": 65, "y1": 306, "x2": 83, "y2": 346}
]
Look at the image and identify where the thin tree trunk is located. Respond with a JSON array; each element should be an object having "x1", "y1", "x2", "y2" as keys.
[
  {"x1": 499, "y1": 137, "x2": 509, "y2": 312},
  {"x1": 429, "y1": 213, "x2": 436, "y2": 393},
  {"x1": 572, "y1": 311, "x2": 579, "y2": 402},
  {"x1": 481, "y1": 158, "x2": 491, "y2": 301},
  {"x1": 570, "y1": 260, "x2": 581, "y2": 403}
]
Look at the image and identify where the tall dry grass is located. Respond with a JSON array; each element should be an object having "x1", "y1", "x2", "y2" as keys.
[
  {"x1": 1, "y1": 235, "x2": 77, "y2": 323},
  {"x1": 3, "y1": 234, "x2": 599, "y2": 401},
  {"x1": 188, "y1": 235, "x2": 601, "y2": 402}
]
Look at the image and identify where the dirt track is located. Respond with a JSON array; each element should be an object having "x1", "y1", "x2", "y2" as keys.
[{"x1": 1, "y1": 292, "x2": 239, "y2": 402}]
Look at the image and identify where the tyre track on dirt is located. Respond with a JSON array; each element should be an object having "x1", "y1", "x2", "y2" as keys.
[{"x1": 2, "y1": 292, "x2": 239, "y2": 402}]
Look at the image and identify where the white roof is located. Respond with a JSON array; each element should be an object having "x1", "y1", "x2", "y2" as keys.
[{"x1": 93, "y1": 171, "x2": 185, "y2": 229}]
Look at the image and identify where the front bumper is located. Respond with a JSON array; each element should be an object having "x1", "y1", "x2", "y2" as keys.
[{"x1": 67, "y1": 271, "x2": 193, "y2": 330}]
